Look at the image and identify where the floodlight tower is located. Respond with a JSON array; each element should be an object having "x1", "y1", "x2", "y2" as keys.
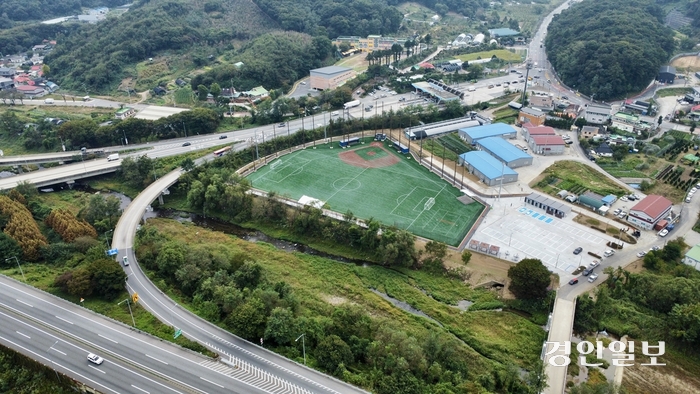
[{"x1": 520, "y1": 59, "x2": 534, "y2": 105}]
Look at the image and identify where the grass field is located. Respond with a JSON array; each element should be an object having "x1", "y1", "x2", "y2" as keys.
[
  {"x1": 246, "y1": 139, "x2": 484, "y2": 246},
  {"x1": 455, "y1": 49, "x2": 524, "y2": 63}
]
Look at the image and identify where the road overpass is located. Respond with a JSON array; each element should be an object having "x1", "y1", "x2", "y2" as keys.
[{"x1": 0, "y1": 157, "x2": 121, "y2": 191}]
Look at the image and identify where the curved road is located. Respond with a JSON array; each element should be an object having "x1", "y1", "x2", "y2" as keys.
[{"x1": 113, "y1": 162, "x2": 367, "y2": 394}]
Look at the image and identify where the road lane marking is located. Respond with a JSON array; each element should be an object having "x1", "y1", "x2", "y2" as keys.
[
  {"x1": 146, "y1": 354, "x2": 168, "y2": 365},
  {"x1": 88, "y1": 365, "x2": 106, "y2": 374},
  {"x1": 131, "y1": 385, "x2": 150, "y2": 394},
  {"x1": 51, "y1": 347, "x2": 66, "y2": 356},
  {"x1": 98, "y1": 334, "x2": 118, "y2": 344},
  {"x1": 15, "y1": 299, "x2": 32, "y2": 307},
  {"x1": 200, "y1": 377, "x2": 224, "y2": 388},
  {"x1": 55, "y1": 315, "x2": 73, "y2": 325},
  {"x1": 15, "y1": 331, "x2": 30, "y2": 339}
]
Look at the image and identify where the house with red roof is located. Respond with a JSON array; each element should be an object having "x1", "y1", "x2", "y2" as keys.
[
  {"x1": 522, "y1": 124, "x2": 556, "y2": 142},
  {"x1": 14, "y1": 85, "x2": 46, "y2": 98},
  {"x1": 627, "y1": 195, "x2": 673, "y2": 230}
]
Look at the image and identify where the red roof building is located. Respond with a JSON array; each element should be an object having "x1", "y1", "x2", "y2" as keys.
[
  {"x1": 528, "y1": 135, "x2": 565, "y2": 155},
  {"x1": 627, "y1": 195, "x2": 673, "y2": 230},
  {"x1": 522, "y1": 125, "x2": 556, "y2": 141}
]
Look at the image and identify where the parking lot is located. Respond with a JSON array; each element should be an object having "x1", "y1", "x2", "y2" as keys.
[{"x1": 472, "y1": 197, "x2": 618, "y2": 275}]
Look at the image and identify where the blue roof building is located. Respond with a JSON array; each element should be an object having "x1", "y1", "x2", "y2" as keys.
[
  {"x1": 488, "y1": 28, "x2": 521, "y2": 38},
  {"x1": 458, "y1": 151, "x2": 518, "y2": 186},
  {"x1": 475, "y1": 137, "x2": 533, "y2": 168},
  {"x1": 458, "y1": 123, "x2": 517, "y2": 144}
]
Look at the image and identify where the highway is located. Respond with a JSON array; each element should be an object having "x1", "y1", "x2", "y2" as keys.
[{"x1": 0, "y1": 275, "x2": 272, "y2": 394}]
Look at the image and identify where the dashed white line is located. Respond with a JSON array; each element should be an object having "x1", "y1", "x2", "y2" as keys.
[
  {"x1": 15, "y1": 331, "x2": 30, "y2": 339},
  {"x1": 89, "y1": 365, "x2": 105, "y2": 374},
  {"x1": 146, "y1": 354, "x2": 168, "y2": 365},
  {"x1": 200, "y1": 377, "x2": 224, "y2": 388},
  {"x1": 55, "y1": 315, "x2": 73, "y2": 325},
  {"x1": 131, "y1": 385, "x2": 150, "y2": 394},
  {"x1": 15, "y1": 299, "x2": 32, "y2": 307},
  {"x1": 98, "y1": 334, "x2": 118, "y2": 344},
  {"x1": 51, "y1": 347, "x2": 66, "y2": 356}
]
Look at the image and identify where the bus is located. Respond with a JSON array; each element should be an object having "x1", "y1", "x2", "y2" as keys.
[{"x1": 214, "y1": 146, "x2": 231, "y2": 157}]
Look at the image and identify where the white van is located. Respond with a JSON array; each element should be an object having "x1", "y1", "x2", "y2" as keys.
[
  {"x1": 467, "y1": 86, "x2": 476, "y2": 92},
  {"x1": 44, "y1": 98, "x2": 54, "y2": 104},
  {"x1": 331, "y1": 111, "x2": 339, "y2": 116}
]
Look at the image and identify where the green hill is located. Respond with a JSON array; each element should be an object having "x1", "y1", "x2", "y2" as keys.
[{"x1": 545, "y1": 0, "x2": 675, "y2": 100}]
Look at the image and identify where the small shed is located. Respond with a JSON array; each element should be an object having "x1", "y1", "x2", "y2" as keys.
[
  {"x1": 654, "y1": 219, "x2": 668, "y2": 231},
  {"x1": 602, "y1": 194, "x2": 617, "y2": 206},
  {"x1": 557, "y1": 190, "x2": 568, "y2": 198}
]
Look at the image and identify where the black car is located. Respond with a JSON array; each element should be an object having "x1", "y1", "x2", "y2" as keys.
[
  {"x1": 573, "y1": 247, "x2": 583, "y2": 255},
  {"x1": 182, "y1": 142, "x2": 191, "y2": 147},
  {"x1": 278, "y1": 123, "x2": 286, "y2": 127},
  {"x1": 569, "y1": 278, "x2": 579, "y2": 285},
  {"x1": 583, "y1": 268, "x2": 594, "y2": 276},
  {"x1": 219, "y1": 135, "x2": 228, "y2": 139},
  {"x1": 562, "y1": 95, "x2": 569, "y2": 100}
]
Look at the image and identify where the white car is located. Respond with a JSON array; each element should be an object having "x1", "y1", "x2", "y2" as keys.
[
  {"x1": 122, "y1": 256, "x2": 129, "y2": 266},
  {"x1": 620, "y1": 196, "x2": 628, "y2": 202},
  {"x1": 637, "y1": 251, "x2": 646, "y2": 258},
  {"x1": 87, "y1": 353, "x2": 104, "y2": 365},
  {"x1": 588, "y1": 273, "x2": 599, "y2": 283},
  {"x1": 613, "y1": 209, "x2": 622, "y2": 216},
  {"x1": 603, "y1": 250, "x2": 615, "y2": 257},
  {"x1": 658, "y1": 229, "x2": 669, "y2": 237}
]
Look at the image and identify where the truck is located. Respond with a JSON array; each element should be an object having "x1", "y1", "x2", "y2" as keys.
[
  {"x1": 44, "y1": 98, "x2": 54, "y2": 104},
  {"x1": 107, "y1": 153, "x2": 120, "y2": 162},
  {"x1": 343, "y1": 100, "x2": 361, "y2": 109}
]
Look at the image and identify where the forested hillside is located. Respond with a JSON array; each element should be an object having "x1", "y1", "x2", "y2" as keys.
[
  {"x1": 545, "y1": 0, "x2": 674, "y2": 100},
  {"x1": 45, "y1": 0, "x2": 279, "y2": 92},
  {"x1": 253, "y1": 0, "x2": 403, "y2": 37}
]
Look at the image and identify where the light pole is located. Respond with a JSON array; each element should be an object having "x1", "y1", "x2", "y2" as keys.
[
  {"x1": 118, "y1": 298, "x2": 136, "y2": 327},
  {"x1": 295, "y1": 333, "x2": 306, "y2": 365},
  {"x1": 104, "y1": 229, "x2": 113, "y2": 250},
  {"x1": 47, "y1": 341, "x2": 61, "y2": 381},
  {"x1": 6, "y1": 256, "x2": 25, "y2": 282}
]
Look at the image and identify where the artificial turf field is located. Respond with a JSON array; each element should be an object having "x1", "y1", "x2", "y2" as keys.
[{"x1": 246, "y1": 140, "x2": 484, "y2": 246}]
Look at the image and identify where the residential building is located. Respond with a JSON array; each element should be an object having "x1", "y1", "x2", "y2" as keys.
[
  {"x1": 0, "y1": 67, "x2": 15, "y2": 77},
  {"x1": 580, "y1": 125, "x2": 599, "y2": 138},
  {"x1": 584, "y1": 103, "x2": 612, "y2": 124},
  {"x1": 529, "y1": 135, "x2": 565, "y2": 155},
  {"x1": 459, "y1": 123, "x2": 517, "y2": 144},
  {"x1": 0, "y1": 77, "x2": 14, "y2": 90},
  {"x1": 475, "y1": 137, "x2": 533, "y2": 168},
  {"x1": 518, "y1": 107, "x2": 546, "y2": 126},
  {"x1": 611, "y1": 112, "x2": 639, "y2": 133},
  {"x1": 529, "y1": 94, "x2": 553, "y2": 111},
  {"x1": 14, "y1": 85, "x2": 46, "y2": 98},
  {"x1": 524, "y1": 193, "x2": 571, "y2": 218},
  {"x1": 309, "y1": 66, "x2": 355, "y2": 91},
  {"x1": 627, "y1": 195, "x2": 673, "y2": 230},
  {"x1": 657, "y1": 65, "x2": 676, "y2": 84},
  {"x1": 683, "y1": 244, "x2": 700, "y2": 271},
  {"x1": 246, "y1": 86, "x2": 269, "y2": 98},
  {"x1": 458, "y1": 151, "x2": 518, "y2": 186},
  {"x1": 332, "y1": 35, "x2": 409, "y2": 53},
  {"x1": 595, "y1": 143, "x2": 614, "y2": 157}
]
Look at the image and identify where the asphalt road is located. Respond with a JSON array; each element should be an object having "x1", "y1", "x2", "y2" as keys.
[{"x1": 0, "y1": 275, "x2": 271, "y2": 394}]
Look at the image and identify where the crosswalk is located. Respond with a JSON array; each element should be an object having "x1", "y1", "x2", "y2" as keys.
[{"x1": 199, "y1": 358, "x2": 314, "y2": 394}]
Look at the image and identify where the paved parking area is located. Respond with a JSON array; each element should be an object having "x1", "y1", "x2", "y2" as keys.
[{"x1": 474, "y1": 198, "x2": 615, "y2": 275}]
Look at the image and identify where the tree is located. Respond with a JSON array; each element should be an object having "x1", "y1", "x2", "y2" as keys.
[
  {"x1": 264, "y1": 307, "x2": 297, "y2": 345},
  {"x1": 226, "y1": 295, "x2": 267, "y2": 340},
  {"x1": 90, "y1": 259, "x2": 127, "y2": 300},
  {"x1": 507, "y1": 258, "x2": 551, "y2": 299},
  {"x1": 209, "y1": 83, "x2": 221, "y2": 98},
  {"x1": 669, "y1": 302, "x2": 700, "y2": 344},
  {"x1": 180, "y1": 157, "x2": 195, "y2": 172},
  {"x1": 315, "y1": 335, "x2": 353, "y2": 375},
  {"x1": 461, "y1": 250, "x2": 472, "y2": 265},
  {"x1": 197, "y1": 84, "x2": 209, "y2": 101}
]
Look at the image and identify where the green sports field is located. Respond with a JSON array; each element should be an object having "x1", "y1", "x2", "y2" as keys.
[{"x1": 246, "y1": 140, "x2": 484, "y2": 246}]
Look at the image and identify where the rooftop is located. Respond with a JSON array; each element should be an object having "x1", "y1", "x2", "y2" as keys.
[
  {"x1": 310, "y1": 66, "x2": 352, "y2": 76},
  {"x1": 630, "y1": 195, "x2": 672, "y2": 219},
  {"x1": 526, "y1": 126, "x2": 556, "y2": 135},
  {"x1": 459, "y1": 151, "x2": 518, "y2": 180},
  {"x1": 476, "y1": 137, "x2": 532, "y2": 163},
  {"x1": 531, "y1": 135, "x2": 565, "y2": 145},
  {"x1": 520, "y1": 107, "x2": 545, "y2": 117},
  {"x1": 488, "y1": 28, "x2": 521, "y2": 37},
  {"x1": 613, "y1": 112, "x2": 639, "y2": 122},
  {"x1": 685, "y1": 244, "x2": 700, "y2": 262},
  {"x1": 461, "y1": 123, "x2": 517, "y2": 140}
]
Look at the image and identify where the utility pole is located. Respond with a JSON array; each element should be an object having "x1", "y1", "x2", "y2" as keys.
[{"x1": 520, "y1": 58, "x2": 533, "y2": 105}]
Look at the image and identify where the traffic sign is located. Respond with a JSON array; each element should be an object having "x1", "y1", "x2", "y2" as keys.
[
  {"x1": 132, "y1": 292, "x2": 139, "y2": 303},
  {"x1": 174, "y1": 329, "x2": 182, "y2": 339}
]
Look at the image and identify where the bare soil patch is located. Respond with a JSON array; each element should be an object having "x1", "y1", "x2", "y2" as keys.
[
  {"x1": 338, "y1": 142, "x2": 400, "y2": 168},
  {"x1": 671, "y1": 55, "x2": 700, "y2": 72},
  {"x1": 623, "y1": 362, "x2": 700, "y2": 394}
]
